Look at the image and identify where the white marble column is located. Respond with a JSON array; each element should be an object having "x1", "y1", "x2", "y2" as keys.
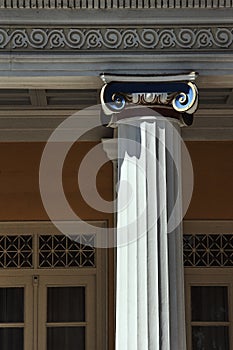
[
  {"x1": 116, "y1": 116, "x2": 186, "y2": 350},
  {"x1": 100, "y1": 72, "x2": 198, "y2": 350}
]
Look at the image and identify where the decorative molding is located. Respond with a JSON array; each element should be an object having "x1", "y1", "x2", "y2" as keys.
[
  {"x1": 0, "y1": 26, "x2": 233, "y2": 51},
  {"x1": 1, "y1": 0, "x2": 233, "y2": 9}
]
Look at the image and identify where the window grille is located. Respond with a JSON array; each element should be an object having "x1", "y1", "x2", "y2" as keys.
[
  {"x1": 0, "y1": 234, "x2": 96, "y2": 269},
  {"x1": 39, "y1": 234, "x2": 96, "y2": 268},
  {"x1": 183, "y1": 234, "x2": 233, "y2": 267},
  {"x1": 0, "y1": 235, "x2": 33, "y2": 268}
]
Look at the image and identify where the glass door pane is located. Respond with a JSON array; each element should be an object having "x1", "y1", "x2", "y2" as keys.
[
  {"x1": 47, "y1": 287, "x2": 86, "y2": 350},
  {"x1": 47, "y1": 327, "x2": 85, "y2": 350},
  {"x1": 47, "y1": 287, "x2": 85, "y2": 322},
  {"x1": 0, "y1": 328, "x2": 24, "y2": 350},
  {"x1": 0, "y1": 287, "x2": 24, "y2": 350},
  {"x1": 191, "y1": 286, "x2": 230, "y2": 350},
  {"x1": 191, "y1": 286, "x2": 228, "y2": 322},
  {"x1": 192, "y1": 326, "x2": 229, "y2": 350},
  {"x1": 0, "y1": 288, "x2": 24, "y2": 322}
]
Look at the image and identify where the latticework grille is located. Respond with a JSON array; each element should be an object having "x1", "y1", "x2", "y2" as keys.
[
  {"x1": 0, "y1": 235, "x2": 33, "y2": 268},
  {"x1": 39, "y1": 234, "x2": 96, "y2": 268},
  {"x1": 0, "y1": 234, "x2": 96, "y2": 269},
  {"x1": 183, "y1": 234, "x2": 233, "y2": 267},
  {"x1": 1, "y1": 232, "x2": 232, "y2": 269}
]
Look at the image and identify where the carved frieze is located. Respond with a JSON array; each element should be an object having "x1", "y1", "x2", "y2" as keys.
[{"x1": 0, "y1": 27, "x2": 232, "y2": 51}]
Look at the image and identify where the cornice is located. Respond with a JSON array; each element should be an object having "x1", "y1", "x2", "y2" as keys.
[{"x1": 0, "y1": 26, "x2": 233, "y2": 52}]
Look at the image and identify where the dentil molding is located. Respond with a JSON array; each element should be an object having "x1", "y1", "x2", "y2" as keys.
[{"x1": 1, "y1": 0, "x2": 232, "y2": 9}]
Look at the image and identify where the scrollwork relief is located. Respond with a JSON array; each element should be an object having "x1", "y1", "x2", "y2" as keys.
[{"x1": 0, "y1": 27, "x2": 232, "y2": 51}]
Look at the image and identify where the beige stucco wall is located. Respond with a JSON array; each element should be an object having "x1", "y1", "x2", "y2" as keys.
[{"x1": 185, "y1": 141, "x2": 233, "y2": 220}]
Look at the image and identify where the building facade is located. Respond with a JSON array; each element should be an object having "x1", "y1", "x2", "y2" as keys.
[{"x1": 0, "y1": 2, "x2": 232, "y2": 350}]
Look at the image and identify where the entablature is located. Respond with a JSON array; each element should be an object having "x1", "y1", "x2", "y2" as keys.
[{"x1": 0, "y1": 7, "x2": 232, "y2": 54}]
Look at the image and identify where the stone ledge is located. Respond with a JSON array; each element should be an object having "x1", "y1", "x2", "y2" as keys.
[{"x1": 0, "y1": 8, "x2": 233, "y2": 26}]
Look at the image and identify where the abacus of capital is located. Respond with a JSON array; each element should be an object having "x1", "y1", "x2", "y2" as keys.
[{"x1": 100, "y1": 72, "x2": 198, "y2": 350}]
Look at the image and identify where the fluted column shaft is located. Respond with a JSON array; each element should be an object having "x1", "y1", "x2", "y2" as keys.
[{"x1": 116, "y1": 116, "x2": 186, "y2": 350}]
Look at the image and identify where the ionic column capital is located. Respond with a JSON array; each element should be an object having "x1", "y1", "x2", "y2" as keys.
[{"x1": 100, "y1": 72, "x2": 199, "y2": 127}]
